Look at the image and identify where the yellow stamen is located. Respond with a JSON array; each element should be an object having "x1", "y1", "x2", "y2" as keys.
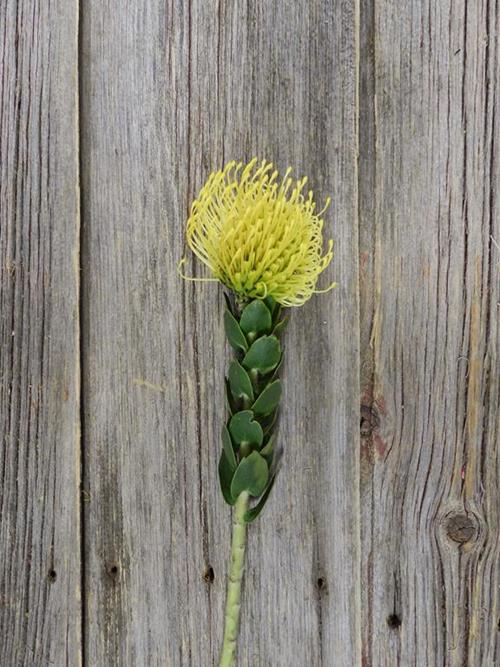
[{"x1": 184, "y1": 158, "x2": 335, "y2": 307}]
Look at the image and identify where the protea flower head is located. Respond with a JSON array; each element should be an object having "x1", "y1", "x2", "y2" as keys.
[{"x1": 182, "y1": 158, "x2": 335, "y2": 307}]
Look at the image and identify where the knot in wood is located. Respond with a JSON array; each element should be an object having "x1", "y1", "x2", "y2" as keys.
[
  {"x1": 445, "y1": 512, "x2": 477, "y2": 544},
  {"x1": 360, "y1": 404, "x2": 380, "y2": 437}
]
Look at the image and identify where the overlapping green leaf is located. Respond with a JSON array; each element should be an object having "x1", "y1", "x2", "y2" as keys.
[
  {"x1": 224, "y1": 378, "x2": 237, "y2": 416},
  {"x1": 271, "y1": 351, "x2": 284, "y2": 381},
  {"x1": 244, "y1": 474, "x2": 277, "y2": 522},
  {"x1": 218, "y1": 451, "x2": 236, "y2": 505},
  {"x1": 272, "y1": 316, "x2": 289, "y2": 338},
  {"x1": 228, "y1": 360, "x2": 254, "y2": 403},
  {"x1": 259, "y1": 432, "x2": 276, "y2": 466},
  {"x1": 231, "y1": 451, "x2": 269, "y2": 498},
  {"x1": 264, "y1": 296, "x2": 279, "y2": 321},
  {"x1": 262, "y1": 408, "x2": 279, "y2": 435},
  {"x1": 240, "y1": 300, "x2": 272, "y2": 339},
  {"x1": 219, "y1": 298, "x2": 287, "y2": 519},
  {"x1": 251, "y1": 380, "x2": 282, "y2": 416},
  {"x1": 221, "y1": 424, "x2": 237, "y2": 470},
  {"x1": 229, "y1": 410, "x2": 264, "y2": 449},
  {"x1": 242, "y1": 336, "x2": 281, "y2": 374},
  {"x1": 224, "y1": 309, "x2": 248, "y2": 353},
  {"x1": 223, "y1": 292, "x2": 234, "y2": 314}
]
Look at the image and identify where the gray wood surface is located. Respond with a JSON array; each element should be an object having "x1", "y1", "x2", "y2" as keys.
[
  {"x1": 1, "y1": 0, "x2": 499, "y2": 665},
  {"x1": 359, "y1": 1, "x2": 500, "y2": 665},
  {"x1": 0, "y1": 1, "x2": 81, "y2": 665},
  {"x1": 80, "y1": 1, "x2": 359, "y2": 665}
]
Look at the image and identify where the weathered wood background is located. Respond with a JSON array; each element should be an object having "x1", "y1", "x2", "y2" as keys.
[{"x1": 1, "y1": 1, "x2": 498, "y2": 665}]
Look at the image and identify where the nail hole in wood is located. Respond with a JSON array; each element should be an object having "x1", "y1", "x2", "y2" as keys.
[
  {"x1": 48, "y1": 569, "x2": 57, "y2": 582},
  {"x1": 106, "y1": 562, "x2": 120, "y2": 578},
  {"x1": 387, "y1": 614, "x2": 401, "y2": 629},
  {"x1": 316, "y1": 576, "x2": 327, "y2": 592},
  {"x1": 497, "y1": 618, "x2": 500, "y2": 632},
  {"x1": 203, "y1": 565, "x2": 215, "y2": 584}
]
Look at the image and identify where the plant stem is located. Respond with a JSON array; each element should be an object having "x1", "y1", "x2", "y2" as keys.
[{"x1": 219, "y1": 491, "x2": 250, "y2": 667}]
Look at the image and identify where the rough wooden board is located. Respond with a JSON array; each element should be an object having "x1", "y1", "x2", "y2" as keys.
[
  {"x1": 80, "y1": 1, "x2": 359, "y2": 665},
  {"x1": 1, "y1": 0, "x2": 497, "y2": 664},
  {"x1": 216, "y1": 3, "x2": 361, "y2": 665},
  {"x1": 80, "y1": 2, "x2": 217, "y2": 664},
  {"x1": 0, "y1": 1, "x2": 81, "y2": 665},
  {"x1": 359, "y1": 1, "x2": 500, "y2": 665}
]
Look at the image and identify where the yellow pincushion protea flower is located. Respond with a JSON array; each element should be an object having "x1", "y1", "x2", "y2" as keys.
[{"x1": 182, "y1": 158, "x2": 335, "y2": 307}]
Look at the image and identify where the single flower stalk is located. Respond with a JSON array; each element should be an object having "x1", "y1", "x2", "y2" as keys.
[{"x1": 181, "y1": 158, "x2": 335, "y2": 666}]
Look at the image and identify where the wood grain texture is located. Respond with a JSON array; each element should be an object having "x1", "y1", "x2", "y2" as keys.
[
  {"x1": 0, "y1": 1, "x2": 81, "y2": 665},
  {"x1": 2, "y1": 0, "x2": 498, "y2": 664},
  {"x1": 216, "y1": 3, "x2": 361, "y2": 666},
  {"x1": 80, "y1": 1, "x2": 359, "y2": 665},
  {"x1": 359, "y1": 1, "x2": 500, "y2": 665}
]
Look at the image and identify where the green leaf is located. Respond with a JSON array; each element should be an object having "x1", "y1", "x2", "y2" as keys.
[
  {"x1": 229, "y1": 410, "x2": 264, "y2": 449},
  {"x1": 224, "y1": 309, "x2": 248, "y2": 353},
  {"x1": 251, "y1": 380, "x2": 282, "y2": 416},
  {"x1": 262, "y1": 408, "x2": 279, "y2": 435},
  {"x1": 264, "y1": 296, "x2": 278, "y2": 320},
  {"x1": 239, "y1": 300, "x2": 272, "y2": 339},
  {"x1": 228, "y1": 360, "x2": 254, "y2": 403},
  {"x1": 244, "y1": 474, "x2": 277, "y2": 522},
  {"x1": 221, "y1": 424, "x2": 237, "y2": 470},
  {"x1": 218, "y1": 451, "x2": 236, "y2": 505},
  {"x1": 273, "y1": 307, "x2": 282, "y2": 327},
  {"x1": 260, "y1": 433, "x2": 276, "y2": 466},
  {"x1": 231, "y1": 451, "x2": 269, "y2": 498},
  {"x1": 265, "y1": 297, "x2": 284, "y2": 327},
  {"x1": 271, "y1": 351, "x2": 284, "y2": 381},
  {"x1": 224, "y1": 378, "x2": 237, "y2": 416},
  {"x1": 223, "y1": 292, "x2": 234, "y2": 315},
  {"x1": 242, "y1": 336, "x2": 281, "y2": 374},
  {"x1": 272, "y1": 316, "x2": 289, "y2": 337}
]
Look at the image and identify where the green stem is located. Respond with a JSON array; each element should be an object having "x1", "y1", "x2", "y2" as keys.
[{"x1": 219, "y1": 491, "x2": 250, "y2": 667}]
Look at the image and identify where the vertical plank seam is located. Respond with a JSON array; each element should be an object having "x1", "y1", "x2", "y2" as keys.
[
  {"x1": 354, "y1": 0, "x2": 363, "y2": 662},
  {"x1": 358, "y1": 0, "x2": 379, "y2": 661},
  {"x1": 480, "y1": 0, "x2": 495, "y2": 486},
  {"x1": 76, "y1": 0, "x2": 85, "y2": 664}
]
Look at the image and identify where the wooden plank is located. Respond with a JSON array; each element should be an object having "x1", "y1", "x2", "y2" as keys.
[
  {"x1": 359, "y1": 1, "x2": 500, "y2": 664},
  {"x1": 80, "y1": 0, "x2": 359, "y2": 664},
  {"x1": 216, "y1": 4, "x2": 361, "y2": 665},
  {"x1": 0, "y1": 1, "x2": 81, "y2": 665},
  {"x1": 80, "y1": 3, "x2": 215, "y2": 664}
]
